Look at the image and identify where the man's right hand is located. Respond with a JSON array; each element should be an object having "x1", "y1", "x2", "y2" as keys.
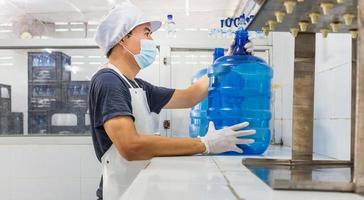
[{"x1": 199, "y1": 121, "x2": 256, "y2": 154}]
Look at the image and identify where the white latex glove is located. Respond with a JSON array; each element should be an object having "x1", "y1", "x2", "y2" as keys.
[
  {"x1": 200, "y1": 121, "x2": 256, "y2": 154},
  {"x1": 244, "y1": 41, "x2": 253, "y2": 53},
  {"x1": 227, "y1": 32, "x2": 255, "y2": 55},
  {"x1": 244, "y1": 33, "x2": 256, "y2": 53}
]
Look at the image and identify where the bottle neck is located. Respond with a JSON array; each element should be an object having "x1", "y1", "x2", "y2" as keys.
[
  {"x1": 213, "y1": 48, "x2": 225, "y2": 62},
  {"x1": 231, "y1": 30, "x2": 250, "y2": 56}
]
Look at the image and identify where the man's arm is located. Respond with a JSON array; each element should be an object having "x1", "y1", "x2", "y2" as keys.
[
  {"x1": 104, "y1": 115, "x2": 206, "y2": 161},
  {"x1": 164, "y1": 75, "x2": 208, "y2": 109}
]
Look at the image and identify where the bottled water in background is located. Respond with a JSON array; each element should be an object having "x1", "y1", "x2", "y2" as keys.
[{"x1": 166, "y1": 14, "x2": 176, "y2": 38}]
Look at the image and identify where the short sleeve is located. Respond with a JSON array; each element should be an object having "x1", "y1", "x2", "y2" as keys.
[
  {"x1": 91, "y1": 72, "x2": 134, "y2": 127},
  {"x1": 136, "y1": 79, "x2": 175, "y2": 114}
]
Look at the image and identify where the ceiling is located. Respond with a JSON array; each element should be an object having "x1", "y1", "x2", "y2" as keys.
[{"x1": 0, "y1": 0, "x2": 243, "y2": 29}]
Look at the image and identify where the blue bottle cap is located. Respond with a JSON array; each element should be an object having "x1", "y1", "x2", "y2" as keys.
[
  {"x1": 231, "y1": 29, "x2": 249, "y2": 55},
  {"x1": 167, "y1": 14, "x2": 173, "y2": 20}
]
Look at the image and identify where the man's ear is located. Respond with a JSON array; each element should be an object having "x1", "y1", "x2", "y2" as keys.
[
  {"x1": 119, "y1": 38, "x2": 126, "y2": 47},
  {"x1": 119, "y1": 34, "x2": 131, "y2": 45}
]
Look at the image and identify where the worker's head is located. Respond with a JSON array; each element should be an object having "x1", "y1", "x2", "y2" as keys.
[
  {"x1": 108, "y1": 22, "x2": 157, "y2": 69},
  {"x1": 112, "y1": 22, "x2": 153, "y2": 55},
  {"x1": 95, "y1": 2, "x2": 161, "y2": 69}
]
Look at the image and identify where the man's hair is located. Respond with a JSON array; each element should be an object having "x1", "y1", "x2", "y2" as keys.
[
  {"x1": 106, "y1": 32, "x2": 132, "y2": 58},
  {"x1": 106, "y1": 46, "x2": 115, "y2": 58}
]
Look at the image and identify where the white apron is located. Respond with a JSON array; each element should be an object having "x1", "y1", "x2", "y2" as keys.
[{"x1": 101, "y1": 63, "x2": 159, "y2": 200}]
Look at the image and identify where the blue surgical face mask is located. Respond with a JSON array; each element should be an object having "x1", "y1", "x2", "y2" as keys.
[{"x1": 122, "y1": 38, "x2": 157, "y2": 69}]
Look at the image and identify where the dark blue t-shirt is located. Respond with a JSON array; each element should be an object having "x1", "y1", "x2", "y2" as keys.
[{"x1": 88, "y1": 68, "x2": 175, "y2": 161}]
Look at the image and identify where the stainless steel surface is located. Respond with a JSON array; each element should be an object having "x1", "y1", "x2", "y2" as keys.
[
  {"x1": 273, "y1": 180, "x2": 355, "y2": 192},
  {"x1": 243, "y1": 158, "x2": 353, "y2": 167},
  {"x1": 243, "y1": 158, "x2": 354, "y2": 192},
  {"x1": 248, "y1": 0, "x2": 358, "y2": 33}
]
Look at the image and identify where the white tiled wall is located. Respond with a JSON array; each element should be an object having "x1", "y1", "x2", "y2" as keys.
[
  {"x1": 0, "y1": 140, "x2": 101, "y2": 200},
  {"x1": 271, "y1": 32, "x2": 295, "y2": 145},
  {"x1": 270, "y1": 32, "x2": 352, "y2": 161},
  {"x1": 313, "y1": 33, "x2": 352, "y2": 160}
]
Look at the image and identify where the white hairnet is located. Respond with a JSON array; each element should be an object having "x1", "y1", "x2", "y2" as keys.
[{"x1": 95, "y1": 2, "x2": 162, "y2": 55}]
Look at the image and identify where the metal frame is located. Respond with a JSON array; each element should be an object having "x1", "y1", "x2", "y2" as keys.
[
  {"x1": 354, "y1": 0, "x2": 364, "y2": 194},
  {"x1": 243, "y1": 32, "x2": 354, "y2": 192},
  {"x1": 242, "y1": 1, "x2": 364, "y2": 194}
]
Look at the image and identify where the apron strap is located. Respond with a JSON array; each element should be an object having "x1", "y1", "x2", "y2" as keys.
[
  {"x1": 107, "y1": 63, "x2": 139, "y2": 89},
  {"x1": 131, "y1": 80, "x2": 142, "y2": 88}
]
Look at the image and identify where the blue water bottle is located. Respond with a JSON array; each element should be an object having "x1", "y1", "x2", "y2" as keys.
[
  {"x1": 189, "y1": 48, "x2": 225, "y2": 138},
  {"x1": 208, "y1": 29, "x2": 273, "y2": 155}
]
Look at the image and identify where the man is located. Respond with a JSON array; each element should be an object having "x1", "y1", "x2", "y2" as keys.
[{"x1": 90, "y1": 2, "x2": 256, "y2": 200}]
